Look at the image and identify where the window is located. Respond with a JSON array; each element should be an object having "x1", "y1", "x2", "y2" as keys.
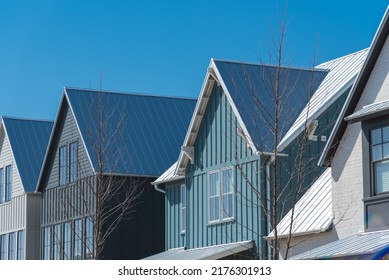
[
  {"x1": 208, "y1": 167, "x2": 234, "y2": 223},
  {"x1": 371, "y1": 126, "x2": 389, "y2": 194},
  {"x1": 5, "y1": 165, "x2": 11, "y2": 202},
  {"x1": 53, "y1": 224, "x2": 62, "y2": 260},
  {"x1": 0, "y1": 168, "x2": 3, "y2": 204},
  {"x1": 63, "y1": 222, "x2": 72, "y2": 260},
  {"x1": 73, "y1": 219, "x2": 83, "y2": 260},
  {"x1": 8, "y1": 232, "x2": 15, "y2": 260},
  {"x1": 17, "y1": 230, "x2": 24, "y2": 260},
  {"x1": 180, "y1": 185, "x2": 186, "y2": 233},
  {"x1": 85, "y1": 217, "x2": 93, "y2": 259},
  {"x1": 59, "y1": 146, "x2": 67, "y2": 185},
  {"x1": 0, "y1": 234, "x2": 6, "y2": 260},
  {"x1": 69, "y1": 142, "x2": 78, "y2": 183},
  {"x1": 43, "y1": 226, "x2": 51, "y2": 260}
]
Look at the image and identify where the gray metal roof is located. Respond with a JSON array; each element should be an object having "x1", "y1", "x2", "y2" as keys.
[
  {"x1": 65, "y1": 88, "x2": 196, "y2": 176},
  {"x1": 267, "y1": 168, "x2": 332, "y2": 239},
  {"x1": 320, "y1": 5, "x2": 389, "y2": 166},
  {"x1": 152, "y1": 161, "x2": 183, "y2": 185},
  {"x1": 278, "y1": 49, "x2": 368, "y2": 151},
  {"x1": 291, "y1": 230, "x2": 389, "y2": 260},
  {"x1": 213, "y1": 60, "x2": 328, "y2": 152},
  {"x1": 2, "y1": 117, "x2": 53, "y2": 193},
  {"x1": 345, "y1": 98, "x2": 389, "y2": 122},
  {"x1": 142, "y1": 240, "x2": 254, "y2": 260}
]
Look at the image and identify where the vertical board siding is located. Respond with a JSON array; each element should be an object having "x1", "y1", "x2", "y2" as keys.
[
  {"x1": 181, "y1": 85, "x2": 261, "y2": 256},
  {"x1": 0, "y1": 194, "x2": 26, "y2": 233},
  {"x1": 165, "y1": 181, "x2": 185, "y2": 249}
]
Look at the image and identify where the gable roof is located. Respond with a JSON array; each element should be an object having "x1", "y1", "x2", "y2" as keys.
[
  {"x1": 175, "y1": 59, "x2": 327, "y2": 175},
  {"x1": 2, "y1": 117, "x2": 53, "y2": 193},
  {"x1": 320, "y1": 5, "x2": 389, "y2": 166},
  {"x1": 278, "y1": 49, "x2": 368, "y2": 151},
  {"x1": 38, "y1": 88, "x2": 196, "y2": 188},
  {"x1": 266, "y1": 168, "x2": 332, "y2": 239}
]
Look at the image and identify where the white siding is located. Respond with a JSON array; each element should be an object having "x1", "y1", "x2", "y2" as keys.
[
  {"x1": 0, "y1": 128, "x2": 23, "y2": 198},
  {"x1": 0, "y1": 194, "x2": 26, "y2": 234}
]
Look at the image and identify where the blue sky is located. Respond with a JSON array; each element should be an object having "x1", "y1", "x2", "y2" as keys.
[{"x1": 0, "y1": 1, "x2": 388, "y2": 120}]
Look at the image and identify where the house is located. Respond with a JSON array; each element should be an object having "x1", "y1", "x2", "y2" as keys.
[
  {"x1": 281, "y1": 5, "x2": 389, "y2": 260},
  {"x1": 0, "y1": 117, "x2": 53, "y2": 260},
  {"x1": 36, "y1": 88, "x2": 196, "y2": 260},
  {"x1": 144, "y1": 57, "x2": 355, "y2": 260}
]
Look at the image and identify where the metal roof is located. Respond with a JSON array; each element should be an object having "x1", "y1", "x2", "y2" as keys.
[
  {"x1": 278, "y1": 49, "x2": 368, "y2": 151},
  {"x1": 152, "y1": 161, "x2": 183, "y2": 185},
  {"x1": 142, "y1": 240, "x2": 254, "y2": 260},
  {"x1": 2, "y1": 117, "x2": 53, "y2": 193},
  {"x1": 213, "y1": 60, "x2": 328, "y2": 153},
  {"x1": 267, "y1": 168, "x2": 332, "y2": 239},
  {"x1": 345, "y1": 98, "x2": 389, "y2": 122},
  {"x1": 320, "y1": 5, "x2": 389, "y2": 166},
  {"x1": 291, "y1": 230, "x2": 389, "y2": 260},
  {"x1": 65, "y1": 88, "x2": 196, "y2": 176}
]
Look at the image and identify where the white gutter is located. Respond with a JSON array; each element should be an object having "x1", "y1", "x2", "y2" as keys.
[{"x1": 154, "y1": 184, "x2": 166, "y2": 194}]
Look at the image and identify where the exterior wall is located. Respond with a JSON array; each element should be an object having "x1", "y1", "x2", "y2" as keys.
[
  {"x1": 179, "y1": 85, "x2": 262, "y2": 258},
  {"x1": 25, "y1": 193, "x2": 41, "y2": 259}
]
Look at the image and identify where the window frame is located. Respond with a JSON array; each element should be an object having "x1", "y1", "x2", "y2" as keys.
[
  {"x1": 42, "y1": 226, "x2": 51, "y2": 260},
  {"x1": 0, "y1": 168, "x2": 3, "y2": 204},
  {"x1": 180, "y1": 184, "x2": 186, "y2": 233},
  {"x1": 5, "y1": 165, "x2": 11, "y2": 202},
  {"x1": 0, "y1": 234, "x2": 7, "y2": 260},
  {"x1": 69, "y1": 141, "x2": 78, "y2": 184},
  {"x1": 17, "y1": 230, "x2": 24, "y2": 260},
  {"x1": 208, "y1": 167, "x2": 234, "y2": 224},
  {"x1": 8, "y1": 232, "x2": 15, "y2": 260},
  {"x1": 59, "y1": 145, "x2": 67, "y2": 186}
]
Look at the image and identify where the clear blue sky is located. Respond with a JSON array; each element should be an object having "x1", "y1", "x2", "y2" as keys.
[{"x1": 0, "y1": 0, "x2": 388, "y2": 120}]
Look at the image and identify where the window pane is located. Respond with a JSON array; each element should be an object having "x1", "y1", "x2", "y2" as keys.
[
  {"x1": 372, "y1": 145, "x2": 382, "y2": 161},
  {"x1": 5, "y1": 165, "x2": 11, "y2": 202},
  {"x1": 8, "y1": 232, "x2": 15, "y2": 260},
  {"x1": 43, "y1": 226, "x2": 51, "y2": 260},
  {"x1": 383, "y1": 143, "x2": 389, "y2": 159},
  {"x1": 85, "y1": 217, "x2": 93, "y2": 260},
  {"x1": 181, "y1": 185, "x2": 186, "y2": 232},
  {"x1": 383, "y1": 126, "x2": 389, "y2": 143},
  {"x1": 53, "y1": 224, "x2": 62, "y2": 260},
  {"x1": 74, "y1": 219, "x2": 83, "y2": 260},
  {"x1": 222, "y1": 169, "x2": 233, "y2": 194},
  {"x1": 69, "y1": 142, "x2": 77, "y2": 183},
  {"x1": 372, "y1": 128, "x2": 382, "y2": 145},
  {"x1": 59, "y1": 146, "x2": 67, "y2": 185},
  {"x1": 63, "y1": 223, "x2": 72, "y2": 260},
  {"x1": 0, "y1": 234, "x2": 6, "y2": 260},
  {"x1": 375, "y1": 160, "x2": 389, "y2": 193},
  {"x1": 209, "y1": 173, "x2": 219, "y2": 196},
  {"x1": 209, "y1": 197, "x2": 219, "y2": 221},
  {"x1": 17, "y1": 230, "x2": 24, "y2": 260},
  {"x1": 222, "y1": 193, "x2": 233, "y2": 219},
  {"x1": 0, "y1": 168, "x2": 3, "y2": 204}
]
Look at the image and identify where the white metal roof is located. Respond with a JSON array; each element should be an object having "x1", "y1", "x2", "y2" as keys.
[
  {"x1": 291, "y1": 229, "x2": 389, "y2": 259},
  {"x1": 267, "y1": 168, "x2": 332, "y2": 239},
  {"x1": 142, "y1": 240, "x2": 254, "y2": 260},
  {"x1": 152, "y1": 161, "x2": 183, "y2": 185},
  {"x1": 345, "y1": 98, "x2": 389, "y2": 122},
  {"x1": 278, "y1": 49, "x2": 369, "y2": 151}
]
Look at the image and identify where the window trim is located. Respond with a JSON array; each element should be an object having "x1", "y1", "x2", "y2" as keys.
[
  {"x1": 59, "y1": 145, "x2": 67, "y2": 186},
  {"x1": 207, "y1": 167, "x2": 234, "y2": 225},
  {"x1": 8, "y1": 232, "x2": 15, "y2": 260},
  {"x1": 4, "y1": 165, "x2": 11, "y2": 202},
  {"x1": 0, "y1": 234, "x2": 7, "y2": 260},
  {"x1": 17, "y1": 230, "x2": 24, "y2": 260},
  {"x1": 180, "y1": 184, "x2": 186, "y2": 234},
  {"x1": 69, "y1": 141, "x2": 78, "y2": 184}
]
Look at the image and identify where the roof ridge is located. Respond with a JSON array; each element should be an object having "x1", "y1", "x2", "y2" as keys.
[
  {"x1": 64, "y1": 87, "x2": 197, "y2": 101},
  {"x1": 212, "y1": 58, "x2": 329, "y2": 72}
]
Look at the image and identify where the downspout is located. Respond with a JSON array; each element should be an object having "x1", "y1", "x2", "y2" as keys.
[{"x1": 154, "y1": 184, "x2": 166, "y2": 194}]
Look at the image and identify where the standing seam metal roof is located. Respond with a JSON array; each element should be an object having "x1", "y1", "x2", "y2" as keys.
[
  {"x1": 65, "y1": 88, "x2": 197, "y2": 176},
  {"x1": 2, "y1": 117, "x2": 53, "y2": 193}
]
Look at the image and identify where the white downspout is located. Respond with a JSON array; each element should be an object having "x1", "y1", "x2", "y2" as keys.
[{"x1": 154, "y1": 184, "x2": 166, "y2": 194}]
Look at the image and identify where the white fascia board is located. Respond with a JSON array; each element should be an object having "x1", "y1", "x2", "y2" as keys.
[
  {"x1": 210, "y1": 59, "x2": 258, "y2": 154},
  {"x1": 64, "y1": 88, "x2": 96, "y2": 174}
]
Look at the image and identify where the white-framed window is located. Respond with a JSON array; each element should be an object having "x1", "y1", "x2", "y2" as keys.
[
  {"x1": 53, "y1": 224, "x2": 62, "y2": 260},
  {"x1": 180, "y1": 184, "x2": 186, "y2": 233},
  {"x1": 85, "y1": 217, "x2": 94, "y2": 259},
  {"x1": 73, "y1": 219, "x2": 83, "y2": 260},
  {"x1": 208, "y1": 167, "x2": 234, "y2": 223},
  {"x1": 59, "y1": 146, "x2": 67, "y2": 185},
  {"x1": 371, "y1": 126, "x2": 389, "y2": 194},
  {"x1": 5, "y1": 165, "x2": 11, "y2": 202},
  {"x1": 63, "y1": 222, "x2": 72, "y2": 260},
  {"x1": 43, "y1": 226, "x2": 51, "y2": 260}
]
